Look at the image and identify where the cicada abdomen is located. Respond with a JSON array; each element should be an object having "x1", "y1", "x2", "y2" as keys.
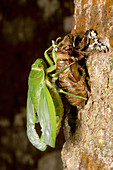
[{"x1": 56, "y1": 34, "x2": 88, "y2": 108}]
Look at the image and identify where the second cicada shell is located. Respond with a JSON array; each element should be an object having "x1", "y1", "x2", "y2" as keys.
[{"x1": 56, "y1": 34, "x2": 88, "y2": 108}]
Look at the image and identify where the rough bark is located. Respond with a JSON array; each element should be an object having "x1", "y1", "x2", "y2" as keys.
[
  {"x1": 72, "y1": 0, "x2": 113, "y2": 48},
  {"x1": 61, "y1": 0, "x2": 113, "y2": 169}
]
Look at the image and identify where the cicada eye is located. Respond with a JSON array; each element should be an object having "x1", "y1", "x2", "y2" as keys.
[
  {"x1": 73, "y1": 36, "x2": 82, "y2": 48},
  {"x1": 38, "y1": 64, "x2": 44, "y2": 69}
]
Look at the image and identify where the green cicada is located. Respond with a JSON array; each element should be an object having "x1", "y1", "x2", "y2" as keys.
[{"x1": 27, "y1": 37, "x2": 87, "y2": 151}]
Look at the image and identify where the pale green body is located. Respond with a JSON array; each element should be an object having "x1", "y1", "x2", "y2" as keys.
[{"x1": 27, "y1": 58, "x2": 63, "y2": 151}]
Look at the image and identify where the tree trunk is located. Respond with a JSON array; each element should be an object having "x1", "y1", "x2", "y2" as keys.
[{"x1": 61, "y1": 0, "x2": 113, "y2": 169}]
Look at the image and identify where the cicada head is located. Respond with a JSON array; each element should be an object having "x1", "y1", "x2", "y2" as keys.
[{"x1": 32, "y1": 58, "x2": 47, "y2": 71}]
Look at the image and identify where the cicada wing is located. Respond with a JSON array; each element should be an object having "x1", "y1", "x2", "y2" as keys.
[
  {"x1": 46, "y1": 80, "x2": 64, "y2": 136},
  {"x1": 27, "y1": 91, "x2": 47, "y2": 151},
  {"x1": 38, "y1": 84, "x2": 56, "y2": 148}
]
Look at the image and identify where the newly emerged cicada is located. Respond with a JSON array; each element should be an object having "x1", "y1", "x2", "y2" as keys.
[
  {"x1": 27, "y1": 38, "x2": 86, "y2": 151},
  {"x1": 27, "y1": 58, "x2": 64, "y2": 151},
  {"x1": 27, "y1": 29, "x2": 109, "y2": 151}
]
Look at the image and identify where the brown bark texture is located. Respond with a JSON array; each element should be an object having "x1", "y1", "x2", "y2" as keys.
[{"x1": 61, "y1": 0, "x2": 113, "y2": 169}]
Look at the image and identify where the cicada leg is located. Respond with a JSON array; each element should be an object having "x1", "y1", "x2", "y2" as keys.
[
  {"x1": 44, "y1": 45, "x2": 56, "y2": 76},
  {"x1": 44, "y1": 38, "x2": 63, "y2": 72},
  {"x1": 44, "y1": 45, "x2": 54, "y2": 66},
  {"x1": 44, "y1": 39, "x2": 63, "y2": 82},
  {"x1": 58, "y1": 89, "x2": 87, "y2": 100},
  {"x1": 51, "y1": 39, "x2": 63, "y2": 64}
]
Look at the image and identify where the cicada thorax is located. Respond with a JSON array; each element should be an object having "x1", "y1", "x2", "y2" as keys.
[{"x1": 56, "y1": 34, "x2": 88, "y2": 108}]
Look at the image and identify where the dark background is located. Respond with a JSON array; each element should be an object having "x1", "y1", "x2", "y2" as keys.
[{"x1": 0, "y1": 0, "x2": 73, "y2": 169}]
